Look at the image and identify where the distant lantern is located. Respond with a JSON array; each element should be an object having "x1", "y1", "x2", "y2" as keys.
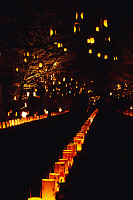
[
  {"x1": 27, "y1": 52, "x2": 30, "y2": 56},
  {"x1": 62, "y1": 150, "x2": 73, "y2": 166},
  {"x1": 103, "y1": 19, "x2": 108, "y2": 27},
  {"x1": 108, "y1": 37, "x2": 111, "y2": 41},
  {"x1": 59, "y1": 159, "x2": 69, "y2": 174},
  {"x1": 42, "y1": 179, "x2": 56, "y2": 200},
  {"x1": 16, "y1": 67, "x2": 19, "y2": 72},
  {"x1": 14, "y1": 96, "x2": 17, "y2": 100},
  {"x1": 64, "y1": 47, "x2": 67, "y2": 52},
  {"x1": 54, "y1": 162, "x2": 65, "y2": 183},
  {"x1": 63, "y1": 77, "x2": 65, "y2": 82},
  {"x1": 76, "y1": 12, "x2": 78, "y2": 20},
  {"x1": 74, "y1": 24, "x2": 76, "y2": 34},
  {"x1": 104, "y1": 55, "x2": 108, "y2": 59},
  {"x1": 78, "y1": 26, "x2": 80, "y2": 32},
  {"x1": 74, "y1": 138, "x2": 82, "y2": 151},
  {"x1": 49, "y1": 173, "x2": 60, "y2": 192},
  {"x1": 24, "y1": 58, "x2": 27, "y2": 63},
  {"x1": 50, "y1": 28, "x2": 53, "y2": 36},
  {"x1": 67, "y1": 143, "x2": 77, "y2": 157},
  {"x1": 89, "y1": 49, "x2": 92, "y2": 54},
  {"x1": 27, "y1": 92, "x2": 30, "y2": 97},
  {"x1": 96, "y1": 26, "x2": 99, "y2": 31},
  {"x1": 57, "y1": 43, "x2": 61, "y2": 48},
  {"x1": 39, "y1": 63, "x2": 43, "y2": 68},
  {"x1": 81, "y1": 12, "x2": 83, "y2": 19},
  {"x1": 87, "y1": 38, "x2": 90, "y2": 43},
  {"x1": 97, "y1": 53, "x2": 101, "y2": 57},
  {"x1": 33, "y1": 92, "x2": 36, "y2": 97},
  {"x1": 90, "y1": 37, "x2": 95, "y2": 44}
]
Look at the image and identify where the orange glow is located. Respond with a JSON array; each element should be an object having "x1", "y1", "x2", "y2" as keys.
[
  {"x1": 81, "y1": 12, "x2": 83, "y2": 19},
  {"x1": 42, "y1": 179, "x2": 55, "y2": 200},
  {"x1": 104, "y1": 55, "x2": 108, "y2": 59},
  {"x1": 103, "y1": 19, "x2": 108, "y2": 27},
  {"x1": 21, "y1": 111, "x2": 28, "y2": 118},
  {"x1": 62, "y1": 150, "x2": 73, "y2": 166},
  {"x1": 39, "y1": 63, "x2": 43, "y2": 68},
  {"x1": 96, "y1": 26, "x2": 99, "y2": 31},
  {"x1": 90, "y1": 37, "x2": 95, "y2": 44},
  {"x1": 28, "y1": 198, "x2": 42, "y2": 200},
  {"x1": 59, "y1": 159, "x2": 69, "y2": 174},
  {"x1": 89, "y1": 49, "x2": 92, "y2": 54},
  {"x1": 50, "y1": 28, "x2": 53, "y2": 36},
  {"x1": 76, "y1": 12, "x2": 78, "y2": 20},
  {"x1": 67, "y1": 143, "x2": 77, "y2": 157},
  {"x1": 49, "y1": 173, "x2": 60, "y2": 192},
  {"x1": 59, "y1": 107, "x2": 62, "y2": 112},
  {"x1": 54, "y1": 162, "x2": 65, "y2": 183},
  {"x1": 97, "y1": 53, "x2": 101, "y2": 57},
  {"x1": 74, "y1": 24, "x2": 76, "y2": 33}
]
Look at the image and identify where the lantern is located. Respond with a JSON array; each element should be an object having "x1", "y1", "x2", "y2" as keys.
[
  {"x1": 74, "y1": 138, "x2": 82, "y2": 152},
  {"x1": 50, "y1": 28, "x2": 53, "y2": 36},
  {"x1": 42, "y1": 179, "x2": 56, "y2": 200},
  {"x1": 87, "y1": 38, "x2": 90, "y2": 43},
  {"x1": 59, "y1": 159, "x2": 69, "y2": 174},
  {"x1": 76, "y1": 12, "x2": 78, "y2": 20},
  {"x1": 27, "y1": 92, "x2": 30, "y2": 97},
  {"x1": 103, "y1": 19, "x2": 108, "y2": 27},
  {"x1": 90, "y1": 37, "x2": 95, "y2": 44},
  {"x1": 14, "y1": 96, "x2": 17, "y2": 100},
  {"x1": 27, "y1": 52, "x2": 30, "y2": 56},
  {"x1": 62, "y1": 150, "x2": 73, "y2": 166},
  {"x1": 89, "y1": 49, "x2": 92, "y2": 54},
  {"x1": 39, "y1": 63, "x2": 43, "y2": 68},
  {"x1": 24, "y1": 58, "x2": 27, "y2": 63},
  {"x1": 54, "y1": 162, "x2": 65, "y2": 183},
  {"x1": 57, "y1": 43, "x2": 61, "y2": 48},
  {"x1": 16, "y1": 67, "x2": 19, "y2": 72},
  {"x1": 49, "y1": 173, "x2": 60, "y2": 192},
  {"x1": 104, "y1": 55, "x2": 108, "y2": 59},
  {"x1": 64, "y1": 47, "x2": 67, "y2": 52},
  {"x1": 67, "y1": 143, "x2": 77, "y2": 157},
  {"x1": 96, "y1": 26, "x2": 99, "y2": 31},
  {"x1": 80, "y1": 12, "x2": 83, "y2": 19},
  {"x1": 97, "y1": 53, "x2": 101, "y2": 57},
  {"x1": 108, "y1": 37, "x2": 111, "y2": 42},
  {"x1": 74, "y1": 24, "x2": 76, "y2": 34}
]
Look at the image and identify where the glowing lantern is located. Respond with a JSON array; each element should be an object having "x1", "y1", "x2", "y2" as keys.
[
  {"x1": 74, "y1": 24, "x2": 76, "y2": 34},
  {"x1": 108, "y1": 37, "x2": 111, "y2": 41},
  {"x1": 67, "y1": 143, "x2": 77, "y2": 157},
  {"x1": 81, "y1": 12, "x2": 83, "y2": 19},
  {"x1": 62, "y1": 150, "x2": 73, "y2": 166},
  {"x1": 16, "y1": 68, "x2": 19, "y2": 72},
  {"x1": 28, "y1": 198, "x2": 42, "y2": 200},
  {"x1": 76, "y1": 133, "x2": 85, "y2": 144},
  {"x1": 59, "y1": 107, "x2": 62, "y2": 112},
  {"x1": 27, "y1": 92, "x2": 30, "y2": 97},
  {"x1": 2, "y1": 122, "x2": 6, "y2": 129},
  {"x1": 14, "y1": 96, "x2": 17, "y2": 100},
  {"x1": 63, "y1": 48, "x2": 67, "y2": 52},
  {"x1": 49, "y1": 173, "x2": 60, "y2": 192},
  {"x1": 76, "y1": 12, "x2": 78, "y2": 20},
  {"x1": 87, "y1": 38, "x2": 90, "y2": 43},
  {"x1": 54, "y1": 162, "x2": 65, "y2": 183},
  {"x1": 74, "y1": 138, "x2": 82, "y2": 151},
  {"x1": 42, "y1": 179, "x2": 55, "y2": 200},
  {"x1": 90, "y1": 37, "x2": 95, "y2": 44},
  {"x1": 24, "y1": 58, "x2": 27, "y2": 63},
  {"x1": 27, "y1": 52, "x2": 30, "y2": 56},
  {"x1": 57, "y1": 43, "x2": 61, "y2": 48},
  {"x1": 103, "y1": 19, "x2": 108, "y2": 27},
  {"x1": 33, "y1": 92, "x2": 36, "y2": 97},
  {"x1": 89, "y1": 49, "x2": 92, "y2": 54},
  {"x1": 59, "y1": 159, "x2": 69, "y2": 174},
  {"x1": 97, "y1": 53, "x2": 101, "y2": 57},
  {"x1": 50, "y1": 28, "x2": 53, "y2": 36},
  {"x1": 21, "y1": 111, "x2": 28, "y2": 118},
  {"x1": 104, "y1": 55, "x2": 108, "y2": 59},
  {"x1": 63, "y1": 77, "x2": 65, "y2": 82},
  {"x1": 96, "y1": 26, "x2": 99, "y2": 31},
  {"x1": 39, "y1": 63, "x2": 43, "y2": 68}
]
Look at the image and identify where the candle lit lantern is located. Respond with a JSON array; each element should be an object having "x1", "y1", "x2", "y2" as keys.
[
  {"x1": 49, "y1": 173, "x2": 60, "y2": 192},
  {"x1": 42, "y1": 179, "x2": 55, "y2": 200},
  {"x1": 104, "y1": 55, "x2": 108, "y2": 59},
  {"x1": 96, "y1": 26, "x2": 99, "y2": 31},
  {"x1": 74, "y1": 138, "x2": 82, "y2": 152},
  {"x1": 80, "y1": 12, "x2": 83, "y2": 19},
  {"x1": 103, "y1": 19, "x2": 108, "y2": 27},
  {"x1": 62, "y1": 150, "x2": 73, "y2": 166},
  {"x1": 59, "y1": 159, "x2": 69, "y2": 174},
  {"x1": 76, "y1": 133, "x2": 85, "y2": 144},
  {"x1": 67, "y1": 143, "x2": 77, "y2": 157},
  {"x1": 89, "y1": 49, "x2": 92, "y2": 54},
  {"x1": 54, "y1": 162, "x2": 65, "y2": 182}
]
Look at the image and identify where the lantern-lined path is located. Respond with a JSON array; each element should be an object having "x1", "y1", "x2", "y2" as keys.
[{"x1": 59, "y1": 108, "x2": 133, "y2": 200}]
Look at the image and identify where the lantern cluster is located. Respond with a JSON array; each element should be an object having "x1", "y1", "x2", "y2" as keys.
[{"x1": 27, "y1": 109, "x2": 98, "y2": 200}]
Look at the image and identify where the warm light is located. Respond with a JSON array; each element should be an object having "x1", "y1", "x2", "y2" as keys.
[
  {"x1": 21, "y1": 111, "x2": 28, "y2": 118},
  {"x1": 44, "y1": 109, "x2": 48, "y2": 115},
  {"x1": 57, "y1": 43, "x2": 61, "y2": 48},
  {"x1": 50, "y1": 28, "x2": 53, "y2": 36},
  {"x1": 27, "y1": 52, "x2": 30, "y2": 56},
  {"x1": 87, "y1": 38, "x2": 90, "y2": 43},
  {"x1": 59, "y1": 107, "x2": 62, "y2": 112},
  {"x1": 14, "y1": 96, "x2": 17, "y2": 100},
  {"x1": 103, "y1": 19, "x2": 108, "y2": 27},
  {"x1": 104, "y1": 55, "x2": 108, "y2": 59},
  {"x1": 33, "y1": 92, "x2": 36, "y2": 97},
  {"x1": 64, "y1": 48, "x2": 67, "y2": 52},
  {"x1": 96, "y1": 26, "x2": 99, "y2": 31},
  {"x1": 81, "y1": 12, "x2": 83, "y2": 19},
  {"x1": 97, "y1": 53, "x2": 101, "y2": 57},
  {"x1": 110, "y1": 92, "x2": 112, "y2": 96},
  {"x1": 16, "y1": 68, "x2": 19, "y2": 72},
  {"x1": 63, "y1": 77, "x2": 65, "y2": 82},
  {"x1": 90, "y1": 37, "x2": 95, "y2": 44},
  {"x1": 27, "y1": 92, "x2": 30, "y2": 97},
  {"x1": 59, "y1": 159, "x2": 69, "y2": 174},
  {"x1": 89, "y1": 49, "x2": 92, "y2": 54},
  {"x1": 42, "y1": 179, "x2": 56, "y2": 200},
  {"x1": 39, "y1": 63, "x2": 43, "y2": 68},
  {"x1": 74, "y1": 24, "x2": 76, "y2": 34},
  {"x1": 76, "y1": 12, "x2": 78, "y2": 20},
  {"x1": 24, "y1": 58, "x2": 27, "y2": 62},
  {"x1": 28, "y1": 198, "x2": 42, "y2": 200},
  {"x1": 108, "y1": 37, "x2": 110, "y2": 41},
  {"x1": 49, "y1": 173, "x2": 60, "y2": 192}
]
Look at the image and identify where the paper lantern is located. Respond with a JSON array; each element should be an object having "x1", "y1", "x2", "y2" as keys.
[
  {"x1": 42, "y1": 179, "x2": 55, "y2": 200},
  {"x1": 62, "y1": 150, "x2": 73, "y2": 166},
  {"x1": 57, "y1": 43, "x2": 61, "y2": 48},
  {"x1": 76, "y1": 12, "x2": 78, "y2": 20},
  {"x1": 67, "y1": 143, "x2": 77, "y2": 157},
  {"x1": 76, "y1": 133, "x2": 85, "y2": 144},
  {"x1": 39, "y1": 63, "x2": 43, "y2": 68},
  {"x1": 104, "y1": 55, "x2": 108, "y2": 59},
  {"x1": 63, "y1": 48, "x2": 67, "y2": 52},
  {"x1": 96, "y1": 26, "x2": 99, "y2": 31},
  {"x1": 89, "y1": 49, "x2": 92, "y2": 54},
  {"x1": 49, "y1": 173, "x2": 60, "y2": 192},
  {"x1": 50, "y1": 28, "x2": 53, "y2": 36},
  {"x1": 97, "y1": 53, "x2": 101, "y2": 57},
  {"x1": 27, "y1": 52, "x2": 30, "y2": 56},
  {"x1": 74, "y1": 138, "x2": 82, "y2": 152},
  {"x1": 59, "y1": 159, "x2": 69, "y2": 174},
  {"x1": 103, "y1": 19, "x2": 108, "y2": 27},
  {"x1": 81, "y1": 12, "x2": 83, "y2": 19},
  {"x1": 90, "y1": 37, "x2": 95, "y2": 44}
]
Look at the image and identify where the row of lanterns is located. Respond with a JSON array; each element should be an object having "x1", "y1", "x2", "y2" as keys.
[
  {"x1": 0, "y1": 108, "x2": 69, "y2": 130},
  {"x1": 28, "y1": 109, "x2": 98, "y2": 200}
]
